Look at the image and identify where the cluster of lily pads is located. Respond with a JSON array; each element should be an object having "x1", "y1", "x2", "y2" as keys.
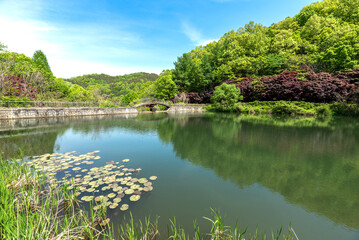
[{"x1": 26, "y1": 151, "x2": 157, "y2": 211}]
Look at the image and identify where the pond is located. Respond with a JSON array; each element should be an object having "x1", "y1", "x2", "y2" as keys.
[{"x1": 1, "y1": 112, "x2": 359, "y2": 240}]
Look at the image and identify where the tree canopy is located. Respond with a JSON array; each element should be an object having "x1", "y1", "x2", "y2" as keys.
[{"x1": 172, "y1": 0, "x2": 359, "y2": 93}]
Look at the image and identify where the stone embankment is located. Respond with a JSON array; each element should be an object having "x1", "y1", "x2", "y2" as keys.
[
  {"x1": 167, "y1": 104, "x2": 205, "y2": 112},
  {"x1": 0, "y1": 107, "x2": 138, "y2": 120},
  {"x1": 0, "y1": 105, "x2": 205, "y2": 120}
]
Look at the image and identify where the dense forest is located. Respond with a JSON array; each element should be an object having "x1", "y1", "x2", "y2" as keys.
[
  {"x1": 65, "y1": 72, "x2": 159, "y2": 103},
  {"x1": 0, "y1": 0, "x2": 359, "y2": 109},
  {"x1": 170, "y1": 0, "x2": 359, "y2": 105},
  {"x1": 0, "y1": 47, "x2": 160, "y2": 103}
]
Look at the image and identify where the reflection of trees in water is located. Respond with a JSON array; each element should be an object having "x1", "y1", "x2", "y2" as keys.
[
  {"x1": 157, "y1": 114, "x2": 359, "y2": 229},
  {"x1": 0, "y1": 131, "x2": 59, "y2": 159},
  {"x1": 2, "y1": 113, "x2": 359, "y2": 229},
  {"x1": 0, "y1": 114, "x2": 169, "y2": 159}
]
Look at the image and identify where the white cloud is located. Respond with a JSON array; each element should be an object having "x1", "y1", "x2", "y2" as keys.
[
  {"x1": 0, "y1": 0, "x2": 161, "y2": 78},
  {"x1": 200, "y1": 39, "x2": 217, "y2": 46},
  {"x1": 181, "y1": 21, "x2": 204, "y2": 45},
  {"x1": 181, "y1": 21, "x2": 217, "y2": 47},
  {"x1": 0, "y1": 18, "x2": 63, "y2": 57}
]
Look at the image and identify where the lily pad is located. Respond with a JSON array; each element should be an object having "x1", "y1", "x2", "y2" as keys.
[
  {"x1": 109, "y1": 203, "x2": 118, "y2": 209},
  {"x1": 108, "y1": 193, "x2": 116, "y2": 198},
  {"x1": 149, "y1": 176, "x2": 157, "y2": 181},
  {"x1": 125, "y1": 189, "x2": 134, "y2": 195},
  {"x1": 117, "y1": 193, "x2": 125, "y2": 198},
  {"x1": 120, "y1": 204, "x2": 129, "y2": 211},
  {"x1": 130, "y1": 195, "x2": 140, "y2": 202},
  {"x1": 122, "y1": 159, "x2": 130, "y2": 163},
  {"x1": 95, "y1": 196, "x2": 104, "y2": 202},
  {"x1": 81, "y1": 196, "x2": 94, "y2": 202},
  {"x1": 131, "y1": 184, "x2": 140, "y2": 190},
  {"x1": 93, "y1": 205, "x2": 101, "y2": 211},
  {"x1": 138, "y1": 178, "x2": 148, "y2": 184},
  {"x1": 144, "y1": 182, "x2": 152, "y2": 187},
  {"x1": 143, "y1": 186, "x2": 153, "y2": 192}
]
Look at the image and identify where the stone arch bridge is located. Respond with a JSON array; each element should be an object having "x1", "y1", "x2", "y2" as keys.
[{"x1": 131, "y1": 98, "x2": 172, "y2": 111}]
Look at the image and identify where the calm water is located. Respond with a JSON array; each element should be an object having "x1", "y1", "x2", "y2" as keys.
[{"x1": 1, "y1": 113, "x2": 359, "y2": 240}]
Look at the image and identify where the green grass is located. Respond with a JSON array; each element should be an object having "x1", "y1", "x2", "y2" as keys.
[
  {"x1": 0, "y1": 157, "x2": 113, "y2": 239},
  {"x1": 207, "y1": 101, "x2": 359, "y2": 117}
]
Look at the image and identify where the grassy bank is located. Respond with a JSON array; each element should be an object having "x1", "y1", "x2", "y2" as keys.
[
  {"x1": 0, "y1": 157, "x2": 114, "y2": 239},
  {"x1": 207, "y1": 101, "x2": 359, "y2": 117},
  {"x1": 0, "y1": 156, "x2": 297, "y2": 239}
]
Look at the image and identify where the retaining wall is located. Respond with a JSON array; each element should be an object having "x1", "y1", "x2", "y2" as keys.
[
  {"x1": 167, "y1": 104, "x2": 205, "y2": 112},
  {"x1": 0, "y1": 104, "x2": 206, "y2": 120},
  {"x1": 0, "y1": 107, "x2": 138, "y2": 120}
]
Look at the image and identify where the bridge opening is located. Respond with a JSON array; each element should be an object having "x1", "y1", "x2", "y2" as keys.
[
  {"x1": 138, "y1": 104, "x2": 170, "y2": 112},
  {"x1": 131, "y1": 98, "x2": 172, "y2": 112}
]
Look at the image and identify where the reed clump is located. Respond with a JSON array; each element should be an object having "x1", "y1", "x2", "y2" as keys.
[{"x1": 0, "y1": 158, "x2": 113, "y2": 240}]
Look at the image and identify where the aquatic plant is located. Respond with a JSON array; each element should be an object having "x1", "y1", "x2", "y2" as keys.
[
  {"x1": 25, "y1": 151, "x2": 157, "y2": 211},
  {"x1": 0, "y1": 158, "x2": 114, "y2": 239},
  {"x1": 1, "y1": 155, "x2": 298, "y2": 239}
]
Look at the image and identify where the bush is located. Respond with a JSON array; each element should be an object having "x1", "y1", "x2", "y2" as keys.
[
  {"x1": 235, "y1": 70, "x2": 357, "y2": 103},
  {"x1": 0, "y1": 96, "x2": 31, "y2": 107},
  {"x1": 271, "y1": 102, "x2": 296, "y2": 115},
  {"x1": 211, "y1": 84, "x2": 243, "y2": 112},
  {"x1": 330, "y1": 102, "x2": 359, "y2": 116},
  {"x1": 315, "y1": 105, "x2": 332, "y2": 116}
]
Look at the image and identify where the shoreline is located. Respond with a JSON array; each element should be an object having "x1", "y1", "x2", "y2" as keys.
[{"x1": 0, "y1": 104, "x2": 205, "y2": 120}]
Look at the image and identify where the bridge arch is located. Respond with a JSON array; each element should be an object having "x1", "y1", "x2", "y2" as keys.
[{"x1": 131, "y1": 98, "x2": 172, "y2": 110}]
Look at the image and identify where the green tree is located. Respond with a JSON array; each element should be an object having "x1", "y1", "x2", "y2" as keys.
[
  {"x1": 211, "y1": 83, "x2": 243, "y2": 111},
  {"x1": 68, "y1": 84, "x2": 93, "y2": 101},
  {"x1": 32, "y1": 50, "x2": 53, "y2": 79},
  {"x1": 121, "y1": 91, "x2": 138, "y2": 104},
  {"x1": 0, "y1": 42, "x2": 7, "y2": 51},
  {"x1": 154, "y1": 70, "x2": 178, "y2": 100}
]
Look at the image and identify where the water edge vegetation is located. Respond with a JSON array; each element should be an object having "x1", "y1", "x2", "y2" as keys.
[{"x1": 0, "y1": 155, "x2": 298, "y2": 240}]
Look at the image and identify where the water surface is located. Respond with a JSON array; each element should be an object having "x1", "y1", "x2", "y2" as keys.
[{"x1": 1, "y1": 113, "x2": 359, "y2": 240}]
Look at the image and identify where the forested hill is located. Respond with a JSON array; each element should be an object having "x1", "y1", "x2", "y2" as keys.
[
  {"x1": 65, "y1": 72, "x2": 159, "y2": 102},
  {"x1": 172, "y1": 0, "x2": 359, "y2": 94},
  {"x1": 66, "y1": 72, "x2": 158, "y2": 88}
]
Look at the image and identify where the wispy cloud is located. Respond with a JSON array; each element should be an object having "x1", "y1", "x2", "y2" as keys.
[
  {"x1": 181, "y1": 21, "x2": 204, "y2": 45},
  {"x1": 181, "y1": 21, "x2": 216, "y2": 47},
  {"x1": 0, "y1": 0, "x2": 161, "y2": 77}
]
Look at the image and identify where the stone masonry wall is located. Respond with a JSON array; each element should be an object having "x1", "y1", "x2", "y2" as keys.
[{"x1": 0, "y1": 107, "x2": 138, "y2": 120}]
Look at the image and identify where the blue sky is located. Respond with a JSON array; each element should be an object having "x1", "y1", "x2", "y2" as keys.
[{"x1": 0, "y1": 0, "x2": 317, "y2": 78}]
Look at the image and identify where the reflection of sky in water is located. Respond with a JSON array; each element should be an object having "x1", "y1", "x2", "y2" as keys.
[{"x1": 1, "y1": 114, "x2": 359, "y2": 240}]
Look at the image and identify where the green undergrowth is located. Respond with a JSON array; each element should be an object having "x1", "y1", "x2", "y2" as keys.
[
  {"x1": 207, "y1": 101, "x2": 359, "y2": 117},
  {"x1": 0, "y1": 156, "x2": 298, "y2": 240},
  {"x1": 0, "y1": 157, "x2": 114, "y2": 239}
]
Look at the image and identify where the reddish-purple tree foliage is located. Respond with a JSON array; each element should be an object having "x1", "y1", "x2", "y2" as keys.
[
  {"x1": 2, "y1": 75, "x2": 38, "y2": 99},
  {"x1": 234, "y1": 71, "x2": 357, "y2": 103},
  {"x1": 236, "y1": 77, "x2": 254, "y2": 102},
  {"x1": 173, "y1": 69, "x2": 359, "y2": 104}
]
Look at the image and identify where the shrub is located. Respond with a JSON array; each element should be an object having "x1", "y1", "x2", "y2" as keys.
[
  {"x1": 330, "y1": 102, "x2": 359, "y2": 116},
  {"x1": 235, "y1": 70, "x2": 357, "y2": 103},
  {"x1": 211, "y1": 84, "x2": 243, "y2": 112},
  {"x1": 271, "y1": 102, "x2": 295, "y2": 115},
  {"x1": 315, "y1": 105, "x2": 332, "y2": 116}
]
